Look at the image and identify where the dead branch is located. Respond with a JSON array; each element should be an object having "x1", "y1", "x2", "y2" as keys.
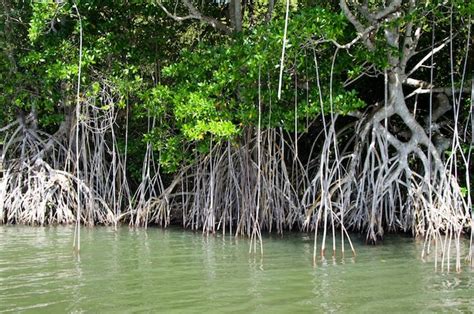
[{"x1": 157, "y1": 0, "x2": 232, "y2": 34}]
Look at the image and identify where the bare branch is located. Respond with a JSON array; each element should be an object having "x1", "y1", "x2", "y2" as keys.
[
  {"x1": 404, "y1": 79, "x2": 472, "y2": 98},
  {"x1": 313, "y1": 24, "x2": 377, "y2": 50},
  {"x1": 408, "y1": 85, "x2": 472, "y2": 97},
  {"x1": 352, "y1": 0, "x2": 402, "y2": 24},
  {"x1": 323, "y1": 1, "x2": 407, "y2": 53},
  {"x1": 404, "y1": 78, "x2": 433, "y2": 89},
  {"x1": 407, "y1": 36, "x2": 452, "y2": 77},
  {"x1": 0, "y1": 121, "x2": 19, "y2": 133},
  {"x1": 157, "y1": 0, "x2": 232, "y2": 34},
  {"x1": 157, "y1": 1, "x2": 196, "y2": 22},
  {"x1": 340, "y1": 0, "x2": 391, "y2": 51}
]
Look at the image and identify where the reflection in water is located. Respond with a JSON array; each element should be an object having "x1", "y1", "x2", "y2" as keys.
[{"x1": 0, "y1": 226, "x2": 472, "y2": 312}]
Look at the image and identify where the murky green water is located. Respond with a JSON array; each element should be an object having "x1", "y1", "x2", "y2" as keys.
[{"x1": 0, "y1": 226, "x2": 472, "y2": 313}]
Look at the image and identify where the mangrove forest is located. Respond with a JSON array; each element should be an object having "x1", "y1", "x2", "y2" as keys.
[{"x1": 0, "y1": 0, "x2": 473, "y2": 273}]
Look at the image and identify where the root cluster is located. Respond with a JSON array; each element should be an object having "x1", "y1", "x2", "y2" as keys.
[{"x1": 0, "y1": 83, "x2": 471, "y2": 271}]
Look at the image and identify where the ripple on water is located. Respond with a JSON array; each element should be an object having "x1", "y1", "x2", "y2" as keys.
[{"x1": 0, "y1": 226, "x2": 472, "y2": 312}]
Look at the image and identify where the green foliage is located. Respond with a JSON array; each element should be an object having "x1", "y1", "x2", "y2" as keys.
[
  {"x1": 3, "y1": 0, "x2": 469, "y2": 177},
  {"x1": 8, "y1": 1, "x2": 369, "y2": 172},
  {"x1": 143, "y1": 6, "x2": 366, "y2": 171}
]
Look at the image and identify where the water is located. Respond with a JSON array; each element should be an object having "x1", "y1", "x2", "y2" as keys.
[{"x1": 0, "y1": 226, "x2": 472, "y2": 313}]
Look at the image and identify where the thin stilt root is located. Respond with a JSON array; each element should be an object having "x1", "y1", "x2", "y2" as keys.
[{"x1": 0, "y1": 81, "x2": 128, "y2": 226}]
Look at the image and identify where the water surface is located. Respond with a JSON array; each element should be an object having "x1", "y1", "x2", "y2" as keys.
[{"x1": 0, "y1": 226, "x2": 472, "y2": 312}]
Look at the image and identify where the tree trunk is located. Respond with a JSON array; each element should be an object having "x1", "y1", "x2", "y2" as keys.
[{"x1": 229, "y1": 0, "x2": 242, "y2": 32}]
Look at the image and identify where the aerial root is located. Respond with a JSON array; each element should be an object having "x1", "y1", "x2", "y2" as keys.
[
  {"x1": 0, "y1": 81, "x2": 127, "y2": 226},
  {"x1": 301, "y1": 114, "x2": 471, "y2": 271}
]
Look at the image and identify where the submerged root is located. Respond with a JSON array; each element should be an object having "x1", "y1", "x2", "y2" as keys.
[
  {"x1": 133, "y1": 128, "x2": 305, "y2": 245},
  {"x1": 178, "y1": 128, "x2": 303, "y2": 238},
  {"x1": 0, "y1": 159, "x2": 114, "y2": 225},
  {"x1": 0, "y1": 86, "x2": 470, "y2": 270},
  {"x1": 0, "y1": 81, "x2": 128, "y2": 226},
  {"x1": 131, "y1": 113, "x2": 471, "y2": 269},
  {"x1": 301, "y1": 108, "x2": 471, "y2": 271}
]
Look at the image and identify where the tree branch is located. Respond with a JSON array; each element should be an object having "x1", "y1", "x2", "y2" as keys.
[
  {"x1": 0, "y1": 121, "x2": 19, "y2": 133},
  {"x1": 404, "y1": 78, "x2": 433, "y2": 89},
  {"x1": 356, "y1": 1, "x2": 374, "y2": 23},
  {"x1": 339, "y1": 0, "x2": 364, "y2": 33},
  {"x1": 157, "y1": 0, "x2": 232, "y2": 34},
  {"x1": 372, "y1": 0, "x2": 402, "y2": 21},
  {"x1": 400, "y1": 0, "x2": 423, "y2": 71},
  {"x1": 404, "y1": 79, "x2": 472, "y2": 98},
  {"x1": 407, "y1": 85, "x2": 472, "y2": 97},
  {"x1": 157, "y1": 1, "x2": 196, "y2": 22},
  {"x1": 312, "y1": 24, "x2": 377, "y2": 50},
  {"x1": 406, "y1": 36, "x2": 452, "y2": 77},
  {"x1": 340, "y1": 0, "x2": 404, "y2": 51}
]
